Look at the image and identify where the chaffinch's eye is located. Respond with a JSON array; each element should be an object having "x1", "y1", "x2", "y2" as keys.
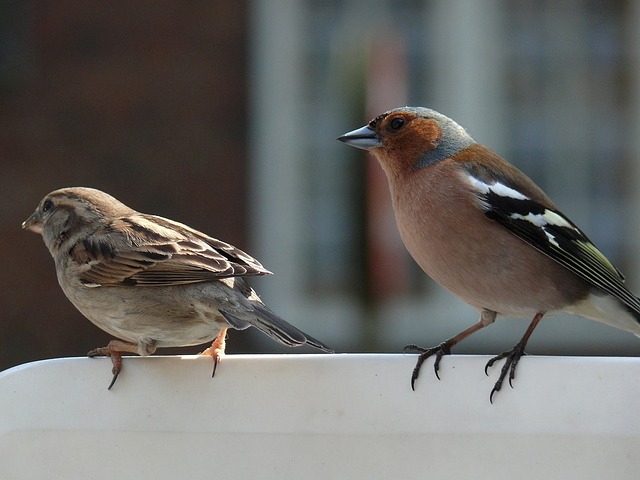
[
  {"x1": 42, "y1": 199, "x2": 54, "y2": 212},
  {"x1": 390, "y1": 117, "x2": 405, "y2": 130}
]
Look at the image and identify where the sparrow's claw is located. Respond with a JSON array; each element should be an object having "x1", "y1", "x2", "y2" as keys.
[
  {"x1": 107, "y1": 353, "x2": 122, "y2": 390},
  {"x1": 87, "y1": 339, "x2": 137, "y2": 390},
  {"x1": 200, "y1": 328, "x2": 228, "y2": 378},
  {"x1": 87, "y1": 347, "x2": 108, "y2": 358}
]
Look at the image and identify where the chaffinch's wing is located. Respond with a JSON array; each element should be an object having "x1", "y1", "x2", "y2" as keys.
[{"x1": 459, "y1": 162, "x2": 640, "y2": 316}]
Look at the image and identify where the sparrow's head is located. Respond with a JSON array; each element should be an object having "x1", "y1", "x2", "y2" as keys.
[
  {"x1": 22, "y1": 187, "x2": 134, "y2": 253},
  {"x1": 338, "y1": 107, "x2": 476, "y2": 176}
]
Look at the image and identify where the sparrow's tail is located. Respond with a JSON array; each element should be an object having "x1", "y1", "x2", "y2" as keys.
[{"x1": 220, "y1": 304, "x2": 333, "y2": 353}]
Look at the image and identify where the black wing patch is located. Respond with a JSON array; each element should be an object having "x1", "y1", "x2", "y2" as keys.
[{"x1": 472, "y1": 180, "x2": 640, "y2": 318}]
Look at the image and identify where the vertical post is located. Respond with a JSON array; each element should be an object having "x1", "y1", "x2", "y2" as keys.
[
  {"x1": 625, "y1": 1, "x2": 640, "y2": 288},
  {"x1": 248, "y1": 0, "x2": 304, "y2": 311},
  {"x1": 425, "y1": 0, "x2": 506, "y2": 150}
]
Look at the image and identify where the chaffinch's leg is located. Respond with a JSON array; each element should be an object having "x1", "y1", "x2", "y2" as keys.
[
  {"x1": 87, "y1": 339, "x2": 141, "y2": 390},
  {"x1": 485, "y1": 312, "x2": 544, "y2": 403},
  {"x1": 200, "y1": 327, "x2": 228, "y2": 378},
  {"x1": 405, "y1": 309, "x2": 497, "y2": 390}
]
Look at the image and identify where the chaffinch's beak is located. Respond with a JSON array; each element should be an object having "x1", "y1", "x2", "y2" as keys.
[
  {"x1": 22, "y1": 211, "x2": 43, "y2": 234},
  {"x1": 338, "y1": 125, "x2": 382, "y2": 151}
]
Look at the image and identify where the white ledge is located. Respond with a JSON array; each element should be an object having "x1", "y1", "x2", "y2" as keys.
[{"x1": 1, "y1": 354, "x2": 639, "y2": 479}]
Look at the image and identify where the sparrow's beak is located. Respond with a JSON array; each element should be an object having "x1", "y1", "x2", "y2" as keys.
[
  {"x1": 338, "y1": 125, "x2": 382, "y2": 151},
  {"x1": 22, "y1": 211, "x2": 43, "y2": 234}
]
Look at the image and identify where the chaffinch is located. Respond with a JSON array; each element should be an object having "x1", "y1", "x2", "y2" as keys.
[{"x1": 339, "y1": 106, "x2": 640, "y2": 402}]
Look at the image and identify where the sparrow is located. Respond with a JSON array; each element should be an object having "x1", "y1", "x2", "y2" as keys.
[
  {"x1": 339, "y1": 106, "x2": 640, "y2": 402},
  {"x1": 23, "y1": 187, "x2": 332, "y2": 389}
]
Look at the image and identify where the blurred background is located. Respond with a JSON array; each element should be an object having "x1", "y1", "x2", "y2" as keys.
[{"x1": 3, "y1": 0, "x2": 640, "y2": 373}]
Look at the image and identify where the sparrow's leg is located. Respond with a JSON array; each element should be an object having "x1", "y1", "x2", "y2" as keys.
[
  {"x1": 485, "y1": 312, "x2": 544, "y2": 403},
  {"x1": 200, "y1": 327, "x2": 228, "y2": 378},
  {"x1": 405, "y1": 309, "x2": 497, "y2": 390},
  {"x1": 87, "y1": 339, "x2": 140, "y2": 390}
]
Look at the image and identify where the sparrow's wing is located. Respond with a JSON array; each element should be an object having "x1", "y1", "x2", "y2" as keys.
[
  {"x1": 462, "y1": 166, "x2": 640, "y2": 315},
  {"x1": 71, "y1": 214, "x2": 271, "y2": 287}
]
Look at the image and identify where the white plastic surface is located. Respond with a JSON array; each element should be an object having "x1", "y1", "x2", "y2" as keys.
[{"x1": 1, "y1": 354, "x2": 639, "y2": 479}]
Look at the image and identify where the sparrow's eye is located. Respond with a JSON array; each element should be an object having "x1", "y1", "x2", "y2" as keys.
[
  {"x1": 42, "y1": 199, "x2": 54, "y2": 212},
  {"x1": 390, "y1": 117, "x2": 405, "y2": 130}
]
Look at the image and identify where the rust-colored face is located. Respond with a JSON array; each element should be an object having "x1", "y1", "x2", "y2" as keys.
[
  {"x1": 339, "y1": 106, "x2": 476, "y2": 176},
  {"x1": 368, "y1": 111, "x2": 443, "y2": 169}
]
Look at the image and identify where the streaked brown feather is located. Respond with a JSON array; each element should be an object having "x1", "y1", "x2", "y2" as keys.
[{"x1": 71, "y1": 214, "x2": 271, "y2": 287}]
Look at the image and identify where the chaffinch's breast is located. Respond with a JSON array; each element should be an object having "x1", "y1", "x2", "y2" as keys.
[{"x1": 387, "y1": 156, "x2": 589, "y2": 315}]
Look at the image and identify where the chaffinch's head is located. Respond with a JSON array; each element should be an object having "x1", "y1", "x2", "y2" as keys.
[{"x1": 338, "y1": 107, "x2": 476, "y2": 174}]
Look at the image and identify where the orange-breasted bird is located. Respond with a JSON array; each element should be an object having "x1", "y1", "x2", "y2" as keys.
[{"x1": 339, "y1": 106, "x2": 640, "y2": 402}]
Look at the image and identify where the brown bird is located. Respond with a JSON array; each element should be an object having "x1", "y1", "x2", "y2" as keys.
[
  {"x1": 339, "y1": 106, "x2": 640, "y2": 402},
  {"x1": 23, "y1": 187, "x2": 332, "y2": 389}
]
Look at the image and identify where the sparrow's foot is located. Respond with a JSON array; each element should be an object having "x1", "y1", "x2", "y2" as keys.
[
  {"x1": 484, "y1": 341, "x2": 527, "y2": 404},
  {"x1": 87, "y1": 339, "x2": 139, "y2": 390},
  {"x1": 404, "y1": 342, "x2": 453, "y2": 390},
  {"x1": 200, "y1": 328, "x2": 228, "y2": 378}
]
